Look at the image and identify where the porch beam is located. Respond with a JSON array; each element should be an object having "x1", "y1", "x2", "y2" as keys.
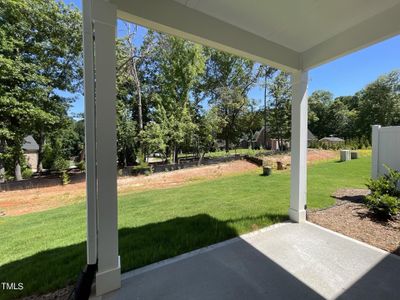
[
  {"x1": 302, "y1": 3, "x2": 400, "y2": 70},
  {"x1": 111, "y1": 0, "x2": 301, "y2": 72},
  {"x1": 289, "y1": 71, "x2": 308, "y2": 223}
]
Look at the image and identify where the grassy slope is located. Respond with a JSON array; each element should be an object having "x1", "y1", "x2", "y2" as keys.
[{"x1": 0, "y1": 156, "x2": 370, "y2": 299}]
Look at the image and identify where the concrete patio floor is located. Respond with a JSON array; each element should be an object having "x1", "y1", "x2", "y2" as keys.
[{"x1": 97, "y1": 222, "x2": 400, "y2": 300}]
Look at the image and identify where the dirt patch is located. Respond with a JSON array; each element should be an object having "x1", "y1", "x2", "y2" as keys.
[
  {"x1": 0, "y1": 149, "x2": 340, "y2": 217},
  {"x1": 308, "y1": 188, "x2": 400, "y2": 256},
  {"x1": 263, "y1": 149, "x2": 337, "y2": 168},
  {"x1": 0, "y1": 160, "x2": 257, "y2": 217}
]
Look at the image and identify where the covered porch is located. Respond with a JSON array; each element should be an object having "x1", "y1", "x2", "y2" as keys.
[
  {"x1": 100, "y1": 222, "x2": 400, "y2": 299},
  {"x1": 82, "y1": 0, "x2": 400, "y2": 296}
]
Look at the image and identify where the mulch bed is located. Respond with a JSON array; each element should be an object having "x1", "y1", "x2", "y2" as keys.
[
  {"x1": 20, "y1": 286, "x2": 74, "y2": 300},
  {"x1": 308, "y1": 188, "x2": 400, "y2": 256}
]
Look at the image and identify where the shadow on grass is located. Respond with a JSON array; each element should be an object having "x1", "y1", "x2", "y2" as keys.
[{"x1": 0, "y1": 213, "x2": 287, "y2": 300}]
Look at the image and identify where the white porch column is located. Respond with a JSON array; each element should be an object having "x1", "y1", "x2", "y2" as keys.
[
  {"x1": 83, "y1": 0, "x2": 121, "y2": 295},
  {"x1": 289, "y1": 71, "x2": 308, "y2": 223}
]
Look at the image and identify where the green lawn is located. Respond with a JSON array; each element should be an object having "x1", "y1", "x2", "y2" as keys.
[{"x1": 0, "y1": 156, "x2": 370, "y2": 299}]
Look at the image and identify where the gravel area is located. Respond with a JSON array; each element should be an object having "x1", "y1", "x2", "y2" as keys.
[{"x1": 308, "y1": 188, "x2": 400, "y2": 256}]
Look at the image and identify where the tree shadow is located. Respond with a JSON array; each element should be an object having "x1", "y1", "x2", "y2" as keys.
[{"x1": 0, "y1": 213, "x2": 286, "y2": 300}]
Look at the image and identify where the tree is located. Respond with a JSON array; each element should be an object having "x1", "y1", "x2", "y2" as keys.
[
  {"x1": 116, "y1": 100, "x2": 137, "y2": 167},
  {"x1": 117, "y1": 25, "x2": 156, "y2": 136},
  {"x1": 195, "y1": 107, "x2": 226, "y2": 163},
  {"x1": 0, "y1": 0, "x2": 82, "y2": 178},
  {"x1": 149, "y1": 34, "x2": 205, "y2": 162},
  {"x1": 308, "y1": 90, "x2": 334, "y2": 139},
  {"x1": 356, "y1": 70, "x2": 400, "y2": 137},
  {"x1": 268, "y1": 71, "x2": 291, "y2": 150},
  {"x1": 259, "y1": 65, "x2": 277, "y2": 148},
  {"x1": 199, "y1": 48, "x2": 261, "y2": 151}
]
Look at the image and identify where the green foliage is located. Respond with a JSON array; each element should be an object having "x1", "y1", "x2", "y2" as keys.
[
  {"x1": 21, "y1": 168, "x2": 32, "y2": 179},
  {"x1": 308, "y1": 137, "x2": 371, "y2": 150},
  {"x1": 61, "y1": 171, "x2": 70, "y2": 186},
  {"x1": 52, "y1": 157, "x2": 70, "y2": 172},
  {"x1": 268, "y1": 71, "x2": 291, "y2": 149},
  {"x1": 0, "y1": 0, "x2": 82, "y2": 177},
  {"x1": 198, "y1": 48, "x2": 260, "y2": 151},
  {"x1": 308, "y1": 71, "x2": 400, "y2": 140},
  {"x1": 52, "y1": 157, "x2": 70, "y2": 185},
  {"x1": 76, "y1": 161, "x2": 85, "y2": 171},
  {"x1": 365, "y1": 166, "x2": 400, "y2": 218},
  {"x1": 140, "y1": 121, "x2": 167, "y2": 159},
  {"x1": 365, "y1": 194, "x2": 399, "y2": 218},
  {"x1": 357, "y1": 71, "x2": 400, "y2": 137},
  {"x1": 130, "y1": 161, "x2": 153, "y2": 176}
]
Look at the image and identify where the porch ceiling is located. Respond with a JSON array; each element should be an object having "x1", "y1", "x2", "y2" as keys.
[{"x1": 110, "y1": 0, "x2": 400, "y2": 72}]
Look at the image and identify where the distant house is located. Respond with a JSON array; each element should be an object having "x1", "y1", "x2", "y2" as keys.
[
  {"x1": 252, "y1": 126, "x2": 317, "y2": 150},
  {"x1": 319, "y1": 136, "x2": 345, "y2": 144},
  {"x1": 23, "y1": 135, "x2": 39, "y2": 172}
]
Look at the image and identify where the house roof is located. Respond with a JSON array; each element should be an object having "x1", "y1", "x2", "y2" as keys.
[
  {"x1": 112, "y1": 0, "x2": 400, "y2": 71},
  {"x1": 22, "y1": 135, "x2": 39, "y2": 152},
  {"x1": 319, "y1": 137, "x2": 345, "y2": 143}
]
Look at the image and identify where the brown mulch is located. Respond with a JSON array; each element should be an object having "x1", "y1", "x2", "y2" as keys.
[
  {"x1": 20, "y1": 286, "x2": 73, "y2": 300},
  {"x1": 308, "y1": 188, "x2": 400, "y2": 256}
]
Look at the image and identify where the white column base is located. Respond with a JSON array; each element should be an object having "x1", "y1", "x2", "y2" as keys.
[
  {"x1": 95, "y1": 256, "x2": 121, "y2": 296},
  {"x1": 288, "y1": 208, "x2": 306, "y2": 223}
]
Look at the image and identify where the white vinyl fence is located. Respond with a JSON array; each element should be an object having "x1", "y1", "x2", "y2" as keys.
[{"x1": 371, "y1": 125, "x2": 400, "y2": 179}]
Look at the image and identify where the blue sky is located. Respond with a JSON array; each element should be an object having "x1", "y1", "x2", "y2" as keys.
[{"x1": 64, "y1": 0, "x2": 400, "y2": 115}]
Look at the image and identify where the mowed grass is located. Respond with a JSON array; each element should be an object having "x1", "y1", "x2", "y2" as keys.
[{"x1": 0, "y1": 156, "x2": 371, "y2": 299}]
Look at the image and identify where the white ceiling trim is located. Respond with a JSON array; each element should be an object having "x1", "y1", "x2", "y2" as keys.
[
  {"x1": 111, "y1": 0, "x2": 400, "y2": 72},
  {"x1": 301, "y1": 2, "x2": 400, "y2": 70},
  {"x1": 112, "y1": 0, "x2": 301, "y2": 72}
]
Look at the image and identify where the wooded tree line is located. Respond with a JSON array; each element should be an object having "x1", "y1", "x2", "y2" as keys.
[{"x1": 1, "y1": 0, "x2": 399, "y2": 181}]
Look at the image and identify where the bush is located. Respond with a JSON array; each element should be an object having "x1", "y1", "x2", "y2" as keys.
[
  {"x1": 365, "y1": 166, "x2": 400, "y2": 219},
  {"x1": 22, "y1": 168, "x2": 33, "y2": 179},
  {"x1": 365, "y1": 194, "x2": 399, "y2": 217},
  {"x1": 52, "y1": 158, "x2": 70, "y2": 172},
  {"x1": 61, "y1": 171, "x2": 71, "y2": 185},
  {"x1": 76, "y1": 160, "x2": 85, "y2": 171}
]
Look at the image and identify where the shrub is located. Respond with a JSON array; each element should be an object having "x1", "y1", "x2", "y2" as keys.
[
  {"x1": 365, "y1": 166, "x2": 400, "y2": 219},
  {"x1": 365, "y1": 193, "x2": 399, "y2": 217},
  {"x1": 52, "y1": 158, "x2": 71, "y2": 185},
  {"x1": 22, "y1": 168, "x2": 33, "y2": 179},
  {"x1": 61, "y1": 171, "x2": 71, "y2": 185},
  {"x1": 52, "y1": 158, "x2": 70, "y2": 172},
  {"x1": 76, "y1": 160, "x2": 85, "y2": 171}
]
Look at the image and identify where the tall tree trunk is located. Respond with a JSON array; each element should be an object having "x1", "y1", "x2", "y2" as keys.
[
  {"x1": 36, "y1": 131, "x2": 44, "y2": 173},
  {"x1": 130, "y1": 61, "x2": 143, "y2": 131},
  {"x1": 198, "y1": 151, "x2": 205, "y2": 166},
  {"x1": 124, "y1": 146, "x2": 128, "y2": 167},
  {"x1": 263, "y1": 72, "x2": 268, "y2": 149},
  {"x1": 14, "y1": 158, "x2": 22, "y2": 181},
  {"x1": 0, "y1": 140, "x2": 5, "y2": 183},
  {"x1": 13, "y1": 141, "x2": 23, "y2": 181},
  {"x1": 173, "y1": 145, "x2": 179, "y2": 164},
  {"x1": 225, "y1": 137, "x2": 229, "y2": 153}
]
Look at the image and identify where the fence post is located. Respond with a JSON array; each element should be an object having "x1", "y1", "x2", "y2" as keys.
[{"x1": 371, "y1": 125, "x2": 381, "y2": 179}]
